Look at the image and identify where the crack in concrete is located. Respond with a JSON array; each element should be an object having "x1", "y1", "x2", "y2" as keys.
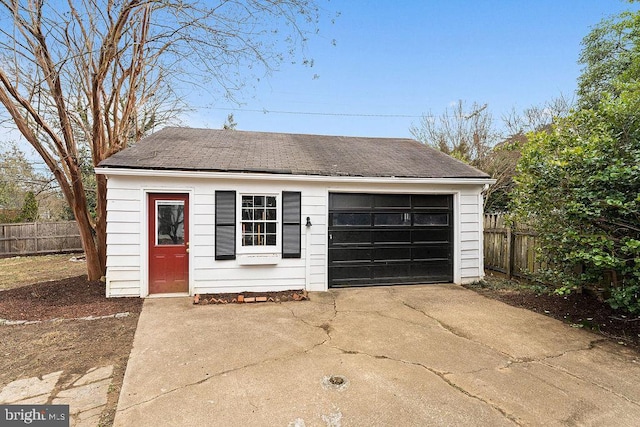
[
  {"x1": 389, "y1": 297, "x2": 640, "y2": 413},
  {"x1": 391, "y1": 295, "x2": 640, "y2": 412},
  {"x1": 118, "y1": 342, "x2": 325, "y2": 413},
  {"x1": 394, "y1": 297, "x2": 517, "y2": 362},
  {"x1": 380, "y1": 289, "x2": 640, "y2": 421},
  {"x1": 393, "y1": 294, "x2": 602, "y2": 368},
  {"x1": 117, "y1": 299, "x2": 338, "y2": 414},
  {"x1": 329, "y1": 345, "x2": 522, "y2": 426},
  {"x1": 358, "y1": 309, "x2": 519, "y2": 375},
  {"x1": 287, "y1": 293, "x2": 338, "y2": 345},
  {"x1": 496, "y1": 338, "x2": 596, "y2": 365},
  {"x1": 292, "y1": 292, "x2": 523, "y2": 423},
  {"x1": 118, "y1": 289, "x2": 640, "y2": 425},
  {"x1": 326, "y1": 289, "x2": 517, "y2": 416},
  {"x1": 536, "y1": 358, "x2": 640, "y2": 408},
  {"x1": 118, "y1": 288, "x2": 640, "y2": 425}
]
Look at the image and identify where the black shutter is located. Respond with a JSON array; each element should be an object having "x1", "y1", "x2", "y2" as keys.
[
  {"x1": 215, "y1": 191, "x2": 236, "y2": 260},
  {"x1": 282, "y1": 191, "x2": 301, "y2": 258}
]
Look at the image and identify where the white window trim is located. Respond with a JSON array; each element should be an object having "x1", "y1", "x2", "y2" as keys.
[{"x1": 236, "y1": 192, "x2": 281, "y2": 255}]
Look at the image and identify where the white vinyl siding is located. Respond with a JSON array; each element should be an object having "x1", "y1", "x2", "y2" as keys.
[
  {"x1": 104, "y1": 181, "x2": 143, "y2": 297},
  {"x1": 102, "y1": 172, "x2": 487, "y2": 297},
  {"x1": 459, "y1": 191, "x2": 484, "y2": 283}
]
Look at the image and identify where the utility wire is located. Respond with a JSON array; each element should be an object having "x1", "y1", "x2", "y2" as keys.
[{"x1": 194, "y1": 106, "x2": 427, "y2": 119}]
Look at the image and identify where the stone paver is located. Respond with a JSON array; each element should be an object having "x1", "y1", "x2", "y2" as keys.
[
  {"x1": 74, "y1": 406, "x2": 105, "y2": 427},
  {"x1": 0, "y1": 371, "x2": 62, "y2": 404},
  {"x1": 53, "y1": 378, "x2": 111, "y2": 414},
  {"x1": 73, "y1": 366, "x2": 114, "y2": 387},
  {"x1": 0, "y1": 365, "x2": 114, "y2": 427}
]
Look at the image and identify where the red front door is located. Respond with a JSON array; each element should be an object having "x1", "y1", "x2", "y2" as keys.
[{"x1": 148, "y1": 194, "x2": 189, "y2": 294}]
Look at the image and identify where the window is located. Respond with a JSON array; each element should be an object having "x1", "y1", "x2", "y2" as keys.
[
  {"x1": 156, "y1": 200, "x2": 185, "y2": 245},
  {"x1": 215, "y1": 191, "x2": 301, "y2": 260},
  {"x1": 241, "y1": 195, "x2": 277, "y2": 246}
]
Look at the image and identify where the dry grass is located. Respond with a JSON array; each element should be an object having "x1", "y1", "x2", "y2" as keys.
[{"x1": 0, "y1": 253, "x2": 87, "y2": 290}]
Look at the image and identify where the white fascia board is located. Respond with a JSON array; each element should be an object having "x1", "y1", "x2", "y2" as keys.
[{"x1": 95, "y1": 167, "x2": 496, "y2": 186}]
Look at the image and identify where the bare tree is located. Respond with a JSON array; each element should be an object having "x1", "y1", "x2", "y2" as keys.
[
  {"x1": 0, "y1": 0, "x2": 326, "y2": 280},
  {"x1": 502, "y1": 95, "x2": 573, "y2": 136},
  {"x1": 485, "y1": 96, "x2": 574, "y2": 212},
  {"x1": 410, "y1": 100, "x2": 497, "y2": 164},
  {"x1": 411, "y1": 100, "x2": 507, "y2": 209}
]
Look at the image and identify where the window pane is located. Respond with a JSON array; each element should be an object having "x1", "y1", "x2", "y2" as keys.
[
  {"x1": 266, "y1": 234, "x2": 276, "y2": 245},
  {"x1": 255, "y1": 196, "x2": 265, "y2": 207},
  {"x1": 374, "y1": 213, "x2": 410, "y2": 226},
  {"x1": 266, "y1": 208, "x2": 276, "y2": 221},
  {"x1": 242, "y1": 196, "x2": 253, "y2": 208},
  {"x1": 413, "y1": 229, "x2": 450, "y2": 243},
  {"x1": 375, "y1": 230, "x2": 410, "y2": 243},
  {"x1": 254, "y1": 222, "x2": 264, "y2": 234},
  {"x1": 412, "y1": 195, "x2": 451, "y2": 208},
  {"x1": 374, "y1": 194, "x2": 410, "y2": 208},
  {"x1": 157, "y1": 202, "x2": 185, "y2": 245},
  {"x1": 414, "y1": 213, "x2": 449, "y2": 226},
  {"x1": 266, "y1": 222, "x2": 276, "y2": 234},
  {"x1": 242, "y1": 208, "x2": 253, "y2": 220},
  {"x1": 330, "y1": 193, "x2": 371, "y2": 209},
  {"x1": 266, "y1": 196, "x2": 276, "y2": 207},
  {"x1": 332, "y1": 213, "x2": 370, "y2": 226}
]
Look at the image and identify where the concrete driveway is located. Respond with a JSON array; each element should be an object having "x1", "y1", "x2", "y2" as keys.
[{"x1": 114, "y1": 285, "x2": 640, "y2": 426}]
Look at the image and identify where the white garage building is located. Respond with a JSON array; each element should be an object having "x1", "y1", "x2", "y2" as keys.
[{"x1": 96, "y1": 127, "x2": 493, "y2": 297}]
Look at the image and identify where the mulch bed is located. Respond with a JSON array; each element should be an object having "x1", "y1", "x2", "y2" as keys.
[
  {"x1": 194, "y1": 290, "x2": 309, "y2": 305},
  {"x1": 0, "y1": 275, "x2": 143, "y2": 321},
  {"x1": 469, "y1": 286, "x2": 640, "y2": 349}
]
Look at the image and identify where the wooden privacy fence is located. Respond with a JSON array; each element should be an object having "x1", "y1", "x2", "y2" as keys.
[
  {"x1": 0, "y1": 221, "x2": 83, "y2": 256},
  {"x1": 484, "y1": 214, "x2": 546, "y2": 278}
]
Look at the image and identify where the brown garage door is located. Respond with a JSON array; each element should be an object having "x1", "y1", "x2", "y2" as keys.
[{"x1": 328, "y1": 193, "x2": 453, "y2": 287}]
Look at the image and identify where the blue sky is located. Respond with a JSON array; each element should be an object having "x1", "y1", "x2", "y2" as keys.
[{"x1": 183, "y1": 0, "x2": 640, "y2": 139}]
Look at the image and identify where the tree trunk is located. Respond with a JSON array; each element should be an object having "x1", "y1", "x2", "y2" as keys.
[
  {"x1": 73, "y1": 201, "x2": 103, "y2": 280},
  {"x1": 69, "y1": 162, "x2": 104, "y2": 280},
  {"x1": 95, "y1": 174, "x2": 108, "y2": 275}
]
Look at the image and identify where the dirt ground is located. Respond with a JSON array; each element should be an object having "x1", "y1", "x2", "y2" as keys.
[
  {"x1": 0, "y1": 255, "x2": 142, "y2": 427},
  {"x1": 466, "y1": 271, "x2": 640, "y2": 350}
]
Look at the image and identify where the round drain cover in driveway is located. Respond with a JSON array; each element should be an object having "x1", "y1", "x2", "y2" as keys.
[{"x1": 322, "y1": 375, "x2": 349, "y2": 390}]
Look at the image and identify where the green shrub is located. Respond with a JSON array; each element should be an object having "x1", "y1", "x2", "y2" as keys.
[{"x1": 607, "y1": 285, "x2": 640, "y2": 315}]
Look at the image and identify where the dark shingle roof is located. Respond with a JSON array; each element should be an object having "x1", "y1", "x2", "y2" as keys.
[{"x1": 99, "y1": 127, "x2": 490, "y2": 179}]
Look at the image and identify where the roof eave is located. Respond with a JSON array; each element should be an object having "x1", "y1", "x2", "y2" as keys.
[{"x1": 95, "y1": 166, "x2": 495, "y2": 185}]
